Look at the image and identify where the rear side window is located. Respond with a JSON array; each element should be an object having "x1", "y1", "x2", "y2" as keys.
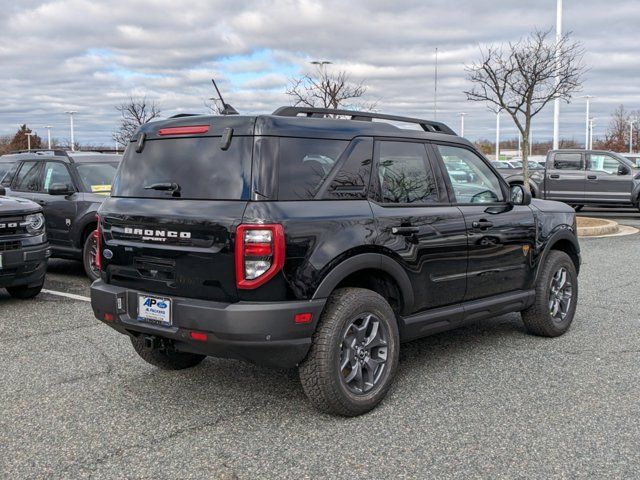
[
  {"x1": 275, "y1": 138, "x2": 348, "y2": 200},
  {"x1": 553, "y1": 153, "x2": 583, "y2": 170},
  {"x1": 112, "y1": 137, "x2": 252, "y2": 200},
  {"x1": 14, "y1": 161, "x2": 41, "y2": 192},
  {"x1": 377, "y1": 141, "x2": 438, "y2": 204},
  {"x1": 322, "y1": 139, "x2": 372, "y2": 200}
]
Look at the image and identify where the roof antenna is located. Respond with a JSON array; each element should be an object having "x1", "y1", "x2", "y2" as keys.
[{"x1": 211, "y1": 79, "x2": 239, "y2": 115}]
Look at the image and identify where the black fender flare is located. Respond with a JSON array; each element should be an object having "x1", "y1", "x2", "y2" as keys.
[
  {"x1": 312, "y1": 253, "x2": 415, "y2": 313},
  {"x1": 74, "y1": 211, "x2": 99, "y2": 249},
  {"x1": 535, "y1": 228, "x2": 581, "y2": 280}
]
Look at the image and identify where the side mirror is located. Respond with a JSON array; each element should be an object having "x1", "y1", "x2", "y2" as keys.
[
  {"x1": 48, "y1": 183, "x2": 74, "y2": 196},
  {"x1": 0, "y1": 186, "x2": 5, "y2": 196},
  {"x1": 510, "y1": 184, "x2": 531, "y2": 206},
  {"x1": 618, "y1": 165, "x2": 630, "y2": 176}
]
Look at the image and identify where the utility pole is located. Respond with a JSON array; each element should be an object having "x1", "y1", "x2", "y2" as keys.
[
  {"x1": 583, "y1": 95, "x2": 594, "y2": 149},
  {"x1": 434, "y1": 47, "x2": 438, "y2": 119},
  {"x1": 552, "y1": 0, "x2": 563, "y2": 150},
  {"x1": 65, "y1": 110, "x2": 77, "y2": 151},
  {"x1": 458, "y1": 112, "x2": 467, "y2": 137},
  {"x1": 45, "y1": 125, "x2": 52, "y2": 149}
]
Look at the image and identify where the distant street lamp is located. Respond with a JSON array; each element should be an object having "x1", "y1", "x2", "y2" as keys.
[
  {"x1": 582, "y1": 95, "x2": 594, "y2": 149},
  {"x1": 629, "y1": 119, "x2": 636, "y2": 154},
  {"x1": 552, "y1": 0, "x2": 563, "y2": 150},
  {"x1": 458, "y1": 112, "x2": 467, "y2": 137},
  {"x1": 44, "y1": 125, "x2": 52, "y2": 149},
  {"x1": 310, "y1": 60, "x2": 332, "y2": 76},
  {"x1": 495, "y1": 109, "x2": 501, "y2": 161},
  {"x1": 588, "y1": 117, "x2": 595, "y2": 150},
  {"x1": 25, "y1": 132, "x2": 35, "y2": 151},
  {"x1": 65, "y1": 110, "x2": 77, "y2": 151}
]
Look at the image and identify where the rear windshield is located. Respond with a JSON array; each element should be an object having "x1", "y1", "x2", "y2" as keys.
[
  {"x1": 112, "y1": 137, "x2": 252, "y2": 200},
  {"x1": 77, "y1": 162, "x2": 119, "y2": 194}
]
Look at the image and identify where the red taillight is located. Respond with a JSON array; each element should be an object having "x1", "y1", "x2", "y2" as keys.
[
  {"x1": 158, "y1": 125, "x2": 209, "y2": 136},
  {"x1": 189, "y1": 331, "x2": 207, "y2": 342},
  {"x1": 94, "y1": 215, "x2": 102, "y2": 272},
  {"x1": 235, "y1": 224, "x2": 285, "y2": 290},
  {"x1": 103, "y1": 312, "x2": 114, "y2": 322}
]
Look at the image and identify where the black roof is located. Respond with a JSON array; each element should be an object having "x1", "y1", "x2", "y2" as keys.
[
  {"x1": 135, "y1": 107, "x2": 470, "y2": 146},
  {"x1": 0, "y1": 150, "x2": 122, "y2": 164}
]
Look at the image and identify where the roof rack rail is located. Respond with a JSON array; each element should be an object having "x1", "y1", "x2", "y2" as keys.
[
  {"x1": 272, "y1": 107, "x2": 456, "y2": 135},
  {"x1": 11, "y1": 149, "x2": 70, "y2": 157}
]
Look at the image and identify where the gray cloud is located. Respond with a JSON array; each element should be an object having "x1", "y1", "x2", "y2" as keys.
[{"x1": 0, "y1": 0, "x2": 638, "y2": 146}]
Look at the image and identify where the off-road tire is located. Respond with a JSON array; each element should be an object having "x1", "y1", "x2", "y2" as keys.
[
  {"x1": 83, "y1": 232, "x2": 100, "y2": 282},
  {"x1": 130, "y1": 336, "x2": 205, "y2": 370},
  {"x1": 299, "y1": 288, "x2": 400, "y2": 416},
  {"x1": 521, "y1": 250, "x2": 578, "y2": 337},
  {"x1": 6, "y1": 281, "x2": 44, "y2": 299}
]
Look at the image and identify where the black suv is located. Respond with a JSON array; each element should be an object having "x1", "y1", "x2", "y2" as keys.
[
  {"x1": 1, "y1": 150, "x2": 121, "y2": 279},
  {"x1": 91, "y1": 107, "x2": 580, "y2": 416},
  {"x1": 0, "y1": 185, "x2": 49, "y2": 298}
]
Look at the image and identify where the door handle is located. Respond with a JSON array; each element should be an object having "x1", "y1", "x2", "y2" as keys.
[
  {"x1": 549, "y1": 174, "x2": 560, "y2": 179},
  {"x1": 391, "y1": 226, "x2": 420, "y2": 236},
  {"x1": 472, "y1": 219, "x2": 494, "y2": 229},
  {"x1": 587, "y1": 175, "x2": 597, "y2": 180}
]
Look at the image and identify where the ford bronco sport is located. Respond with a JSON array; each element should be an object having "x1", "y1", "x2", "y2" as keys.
[
  {"x1": 0, "y1": 185, "x2": 49, "y2": 299},
  {"x1": 91, "y1": 107, "x2": 580, "y2": 416}
]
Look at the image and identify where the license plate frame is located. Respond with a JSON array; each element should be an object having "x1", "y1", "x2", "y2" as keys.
[{"x1": 137, "y1": 295, "x2": 172, "y2": 326}]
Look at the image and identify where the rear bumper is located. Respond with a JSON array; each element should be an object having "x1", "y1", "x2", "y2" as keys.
[
  {"x1": 91, "y1": 280, "x2": 326, "y2": 369},
  {"x1": 0, "y1": 243, "x2": 50, "y2": 288}
]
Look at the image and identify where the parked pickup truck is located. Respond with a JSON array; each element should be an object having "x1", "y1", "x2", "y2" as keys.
[{"x1": 499, "y1": 149, "x2": 640, "y2": 211}]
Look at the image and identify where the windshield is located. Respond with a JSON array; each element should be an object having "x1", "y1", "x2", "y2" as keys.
[
  {"x1": 77, "y1": 162, "x2": 120, "y2": 194},
  {"x1": 112, "y1": 137, "x2": 252, "y2": 200},
  {"x1": 0, "y1": 164, "x2": 12, "y2": 183}
]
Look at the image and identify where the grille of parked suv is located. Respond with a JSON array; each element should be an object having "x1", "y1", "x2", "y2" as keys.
[
  {"x1": 0, "y1": 240, "x2": 22, "y2": 252},
  {"x1": 0, "y1": 215, "x2": 26, "y2": 236}
]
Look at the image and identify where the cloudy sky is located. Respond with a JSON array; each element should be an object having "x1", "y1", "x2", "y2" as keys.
[{"x1": 1, "y1": 0, "x2": 638, "y2": 147}]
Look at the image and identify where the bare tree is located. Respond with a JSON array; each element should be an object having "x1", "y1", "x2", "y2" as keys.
[
  {"x1": 600, "y1": 105, "x2": 639, "y2": 153},
  {"x1": 465, "y1": 29, "x2": 585, "y2": 190},
  {"x1": 286, "y1": 66, "x2": 372, "y2": 110},
  {"x1": 112, "y1": 96, "x2": 161, "y2": 146}
]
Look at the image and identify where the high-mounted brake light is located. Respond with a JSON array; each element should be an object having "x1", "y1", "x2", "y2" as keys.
[
  {"x1": 157, "y1": 125, "x2": 209, "y2": 136},
  {"x1": 94, "y1": 214, "x2": 102, "y2": 272},
  {"x1": 235, "y1": 224, "x2": 285, "y2": 289}
]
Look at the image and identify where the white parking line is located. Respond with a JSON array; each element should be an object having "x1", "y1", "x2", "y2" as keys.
[{"x1": 41, "y1": 289, "x2": 91, "y2": 303}]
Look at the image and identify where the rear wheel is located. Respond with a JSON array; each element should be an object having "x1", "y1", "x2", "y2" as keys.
[
  {"x1": 130, "y1": 336, "x2": 205, "y2": 370},
  {"x1": 6, "y1": 281, "x2": 44, "y2": 299},
  {"x1": 82, "y1": 231, "x2": 100, "y2": 281},
  {"x1": 521, "y1": 250, "x2": 578, "y2": 337},
  {"x1": 299, "y1": 288, "x2": 400, "y2": 416}
]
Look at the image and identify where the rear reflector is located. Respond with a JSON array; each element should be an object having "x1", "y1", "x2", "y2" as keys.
[
  {"x1": 189, "y1": 331, "x2": 207, "y2": 342},
  {"x1": 294, "y1": 313, "x2": 312, "y2": 324},
  {"x1": 158, "y1": 125, "x2": 209, "y2": 136},
  {"x1": 103, "y1": 313, "x2": 114, "y2": 322}
]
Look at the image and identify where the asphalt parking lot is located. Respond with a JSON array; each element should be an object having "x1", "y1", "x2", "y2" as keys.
[{"x1": 1, "y1": 208, "x2": 640, "y2": 479}]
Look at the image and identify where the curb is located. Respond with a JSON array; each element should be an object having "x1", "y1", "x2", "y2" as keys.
[{"x1": 576, "y1": 217, "x2": 619, "y2": 237}]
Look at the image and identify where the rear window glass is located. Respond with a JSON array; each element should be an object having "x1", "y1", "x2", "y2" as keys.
[
  {"x1": 275, "y1": 138, "x2": 348, "y2": 200},
  {"x1": 553, "y1": 153, "x2": 583, "y2": 170},
  {"x1": 112, "y1": 137, "x2": 252, "y2": 200}
]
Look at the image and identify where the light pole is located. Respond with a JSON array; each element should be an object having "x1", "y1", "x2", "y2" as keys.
[
  {"x1": 552, "y1": 0, "x2": 563, "y2": 150},
  {"x1": 310, "y1": 60, "x2": 332, "y2": 75},
  {"x1": 495, "y1": 110, "x2": 501, "y2": 161},
  {"x1": 65, "y1": 110, "x2": 77, "y2": 151},
  {"x1": 588, "y1": 117, "x2": 595, "y2": 150},
  {"x1": 44, "y1": 125, "x2": 52, "y2": 149},
  {"x1": 582, "y1": 95, "x2": 594, "y2": 149},
  {"x1": 458, "y1": 113, "x2": 467, "y2": 137},
  {"x1": 25, "y1": 132, "x2": 35, "y2": 151},
  {"x1": 434, "y1": 47, "x2": 438, "y2": 119},
  {"x1": 628, "y1": 119, "x2": 636, "y2": 154}
]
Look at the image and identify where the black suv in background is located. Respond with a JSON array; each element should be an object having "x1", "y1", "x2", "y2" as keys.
[
  {"x1": 0, "y1": 185, "x2": 49, "y2": 298},
  {"x1": 1, "y1": 150, "x2": 121, "y2": 279},
  {"x1": 91, "y1": 108, "x2": 580, "y2": 416}
]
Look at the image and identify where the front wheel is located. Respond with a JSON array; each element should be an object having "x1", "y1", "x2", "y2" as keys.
[
  {"x1": 7, "y1": 281, "x2": 44, "y2": 299},
  {"x1": 521, "y1": 251, "x2": 578, "y2": 337},
  {"x1": 299, "y1": 288, "x2": 400, "y2": 416},
  {"x1": 83, "y1": 231, "x2": 100, "y2": 281}
]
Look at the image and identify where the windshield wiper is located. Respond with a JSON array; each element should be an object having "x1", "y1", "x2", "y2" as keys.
[{"x1": 144, "y1": 182, "x2": 181, "y2": 197}]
